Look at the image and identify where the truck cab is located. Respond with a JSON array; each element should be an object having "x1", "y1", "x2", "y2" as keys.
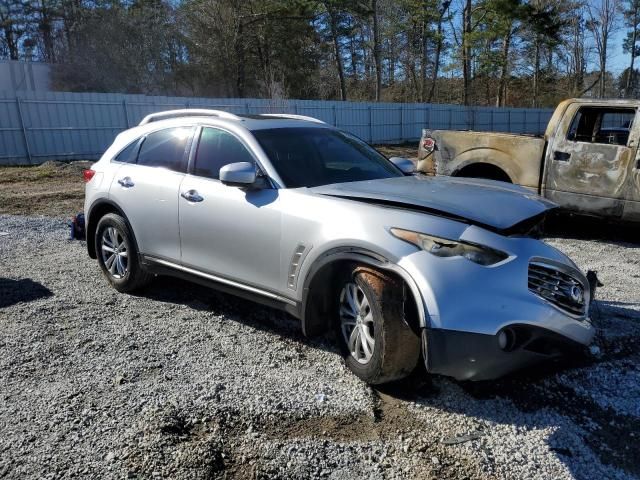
[{"x1": 418, "y1": 99, "x2": 640, "y2": 223}]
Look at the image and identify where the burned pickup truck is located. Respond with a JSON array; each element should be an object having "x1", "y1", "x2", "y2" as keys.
[{"x1": 418, "y1": 99, "x2": 640, "y2": 222}]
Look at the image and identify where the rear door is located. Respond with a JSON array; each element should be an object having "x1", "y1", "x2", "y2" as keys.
[
  {"x1": 109, "y1": 126, "x2": 194, "y2": 261},
  {"x1": 543, "y1": 104, "x2": 636, "y2": 217}
]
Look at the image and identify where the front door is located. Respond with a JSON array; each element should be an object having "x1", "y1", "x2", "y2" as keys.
[
  {"x1": 179, "y1": 126, "x2": 282, "y2": 291},
  {"x1": 109, "y1": 126, "x2": 194, "y2": 262},
  {"x1": 543, "y1": 104, "x2": 637, "y2": 218}
]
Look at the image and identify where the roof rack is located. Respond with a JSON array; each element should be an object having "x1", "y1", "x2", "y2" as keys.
[
  {"x1": 259, "y1": 113, "x2": 326, "y2": 124},
  {"x1": 138, "y1": 109, "x2": 241, "y2": 126}
]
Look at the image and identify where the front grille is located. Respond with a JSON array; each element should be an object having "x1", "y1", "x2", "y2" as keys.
[{"x1": 528, "y1": 262, "x2": 587, "y2": 317}]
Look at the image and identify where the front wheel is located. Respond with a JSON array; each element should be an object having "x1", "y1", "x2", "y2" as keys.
[
  {"x1": 338, "y1": 266, "x2": 421, "y2": 384},
  {"x1": 95, "y1": 213, "x2": 152, "y2": 293}
]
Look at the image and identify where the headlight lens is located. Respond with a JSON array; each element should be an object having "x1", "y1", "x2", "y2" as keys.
[{"x1": 390, "y1": 228, "x2": 508, "y2": 266}]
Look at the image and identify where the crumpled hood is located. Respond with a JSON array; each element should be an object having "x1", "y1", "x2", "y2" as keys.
[{"x1": 310, "y1": 175, "x2": 557, "y2": 232}]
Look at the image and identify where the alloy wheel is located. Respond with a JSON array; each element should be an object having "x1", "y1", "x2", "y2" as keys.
[
  {"x1": 100, "y1": 226, "x2": 128, "y2": 279},
  {"x1": 339, "y1": 281, "x2": 375, "y2": 364}
]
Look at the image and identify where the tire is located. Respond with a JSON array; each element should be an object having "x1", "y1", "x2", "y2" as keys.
[
  {"x1": 95, "y1": 213, "x2": 152, "y2": 293},
  {"x1": 337, "y1": 266, "x2": 421, "y2": 384}
]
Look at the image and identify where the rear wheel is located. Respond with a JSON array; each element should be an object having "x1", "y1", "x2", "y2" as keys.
[
  {"x1": 337, "y1": 266, "x2": 421, "y2": 384},
  {"x1": 95, "y1": 213, "x2": 152, "y2": 292}
]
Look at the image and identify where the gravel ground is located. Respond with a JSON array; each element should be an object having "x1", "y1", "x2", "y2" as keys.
[{"x1": 1, "y1": 214, "x2": 639, "y2": 479}]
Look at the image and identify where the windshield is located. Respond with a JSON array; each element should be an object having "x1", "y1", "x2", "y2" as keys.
[{"x1": 253, "y1": 127, "x2": 403, "y2": 188}]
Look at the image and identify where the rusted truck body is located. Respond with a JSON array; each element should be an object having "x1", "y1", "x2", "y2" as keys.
[{"x1": 418, "y1": 99, "x2": 640, "y2": 222}]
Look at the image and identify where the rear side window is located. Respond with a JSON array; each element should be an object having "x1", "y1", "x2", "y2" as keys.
[
  {"x1": 113, "y1": 140, "x2": 139, "y2": 163},
  {"x1": 567, "y1": 107, "x2": 635, "y2": 146},
  {"x1": 193, "y1": 127, "x2": 255, "y2": 179},
  {"x1": 137, "y1": 127, "x2": 193, "y2": 172}
]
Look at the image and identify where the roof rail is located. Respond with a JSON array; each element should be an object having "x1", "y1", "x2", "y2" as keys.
[
  {"x1": 139, "y1": 109, "x2": 241, "y2": 126},
  {"x1": 259, "y1": 113, "x2": 326, "y2": 124}
]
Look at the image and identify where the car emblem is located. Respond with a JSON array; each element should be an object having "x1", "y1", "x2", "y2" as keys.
[{"x1": 570, "y1": 284, "x2": 584, "y2": 304}]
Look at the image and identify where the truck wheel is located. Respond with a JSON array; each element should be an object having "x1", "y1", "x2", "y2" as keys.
[
  {"x1": 337, "y1": 266, "x2": 420, "y2": 384},
  {"x1": 95, "y1": 213, "x2": 152, "y2": 293}
]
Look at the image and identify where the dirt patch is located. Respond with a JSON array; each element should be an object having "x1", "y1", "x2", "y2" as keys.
[
  {"x1": 375, "y1": 143, "x2": 419, "y2": 161},
  {"x1": 0, "y1": 161, "x2": 91, "y2": 216}
]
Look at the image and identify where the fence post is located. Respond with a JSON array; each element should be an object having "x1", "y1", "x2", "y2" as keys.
[
  {"x1": 507, "y1": 110, "x2": 511, "y2": 133},
  {"x1": 399, "y1": 106, "x2": 403, "y2": 143},
  {"x1": 16, "y1": 98, "x2": 32, "y2": 165},
  {"x1": 490, "y1": 110, "x2": 494, "y2": 131},
  {"x1": 122, "y1": 100, "x2": 130, "y2": 128},
  {"x1": 333, "y1": 105, "x2": 337, "y2": 127},
  {"x1": 368, "y1": 106, "x2": 373, "y2": 143},
  {"x1": 537, "y1": 110, "x2": 542, "y2": 135}
]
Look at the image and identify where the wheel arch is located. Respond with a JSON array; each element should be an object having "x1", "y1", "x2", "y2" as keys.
[
  {"x1": 299, "y1": 247, "x2": 429, "y2": 337},
  {"x1": 449, "y1": 149, "x2": 516, "y2": 183},
  {"x1": 86, "y1": 199, "x2": 139, "y2": 259}
]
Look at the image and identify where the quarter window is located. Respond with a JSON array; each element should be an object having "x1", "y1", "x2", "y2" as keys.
[
  {"x1": 567, "y1": 107, "x2": 635, "y2": 146},
  {"x1": 194, "y1": 128, "x2": 255, "y2": 179},
  {"x1": 113, "y1": 140, "x2": 139, "y2": 163},
  {"x1": 137, "y1": 127, "x2": 192, "y2": 172}
]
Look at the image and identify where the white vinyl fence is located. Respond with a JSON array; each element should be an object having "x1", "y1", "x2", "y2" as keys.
[{"x1": 0, "y1": 90, "x2": 553, "y2": 165}]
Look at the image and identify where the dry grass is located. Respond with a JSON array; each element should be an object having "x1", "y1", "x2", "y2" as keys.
[{"x1": 0, "y1": 161, "x2": 92, "y2": 216}]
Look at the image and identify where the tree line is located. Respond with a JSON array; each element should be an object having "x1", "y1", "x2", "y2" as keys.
[{"x1": 1, "y1": 0, "x2": 640, "y2": 107}]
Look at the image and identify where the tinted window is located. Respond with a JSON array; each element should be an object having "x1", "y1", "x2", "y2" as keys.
[
  {"x1": 194, "y1": 128, "x2": 255, "y2": 179},
  {"x1": 567, "y1": 107, "x2": 635, "y2": 146},
  {"x1": 113, "y1": 140, "x2": 139, "y2": 163},
  {"x1": 253, "y1": 128, "x2": 402, "y2": 188},
  {"x1": 137, "y1": 127, "x2": 192, "y2": 171}
]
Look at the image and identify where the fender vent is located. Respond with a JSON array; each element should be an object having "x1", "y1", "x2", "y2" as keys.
[{"x1": 287, "y1": 243, "x2": 308, "y2": 289}]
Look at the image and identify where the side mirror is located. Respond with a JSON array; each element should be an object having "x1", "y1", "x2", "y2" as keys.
[
  {"x1": 220, "y1": 162, "x2": 257, "y2": 187},
  {"x1": 389, "y1": 157, "x2": 415, "y2": 174}
]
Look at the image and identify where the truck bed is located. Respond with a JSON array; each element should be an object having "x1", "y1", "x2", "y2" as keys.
[{"x1": 417, "y1": 130, "x2": 546, "y2": 191}]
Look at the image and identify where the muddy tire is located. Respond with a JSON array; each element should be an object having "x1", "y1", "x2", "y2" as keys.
[
  {"x1": 95, "y1": 213, "x2": 152, "y2": 293},
  {"x1": 337, "y1": 266, "x2": 421, "y2": 384}
]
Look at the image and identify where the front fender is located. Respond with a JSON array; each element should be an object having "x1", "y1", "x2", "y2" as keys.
[{"x1": 298, "y1": 246, "x2": 432, "y2": 336}]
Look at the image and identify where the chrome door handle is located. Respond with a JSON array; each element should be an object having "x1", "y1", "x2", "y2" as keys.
[
  {"x1": 181, "y1": 190, "x2": 204, "y2": 202},
  {"x1": 117, "y1": 177, "x2": 134, "y2": 188}
]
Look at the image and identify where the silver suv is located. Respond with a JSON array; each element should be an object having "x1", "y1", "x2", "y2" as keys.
[{"x1": 84, "y1": 109, "x2": 595, "y2": 384}]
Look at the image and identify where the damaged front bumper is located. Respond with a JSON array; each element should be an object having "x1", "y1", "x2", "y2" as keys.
[
  {"x1": 423, "y1": 324, "x2": 589, "y2": 381},
  {"x1": 398, "y1": 225, "x2": 597, "y2": 381}
]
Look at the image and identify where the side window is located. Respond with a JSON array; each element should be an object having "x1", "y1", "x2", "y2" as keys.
[
  {"x1": 194, "y1": 128, "x2": 255, "y2": 179},
  {"x1": 567, "y1": 107, "x2": 635, "y2": 146},
  {"x1": 137, "y1": 127, "x2": 192, "y2": 172},
  {"x1": 113, "y1": 140, "x2": 139, "y2": 163}
]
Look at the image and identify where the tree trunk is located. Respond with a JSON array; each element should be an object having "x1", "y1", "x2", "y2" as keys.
[
  {"x1": 626, "y1": 7, "x2": 638, "y2": 97},
  {"x1": 420, "y1": 20, "x2": 427, "y2": 102},
  {"x1": 462, "y1": 0, "x2": 472, "y2": 105},
  {"x1": 328, "y1": 8, "x2": 348, "y2": 101},
  {"x1": 532, "y1": 39, "x2": 540, "y2": 108},
  {"x1": 496, "y1": 29, "x2": 512, "y2": 107},
  {"x1": 4, "y1": 26, "x2": 19, "y2": 59},
  {"x1": 235, "y1": 22, "x2": 245, "y2": 97},
  {"x1": 371, "y1": 0, "x2": 382, "y2": 101},
  {"x1": 427, "y1": 1, "x2": 450, "y2": 103}
]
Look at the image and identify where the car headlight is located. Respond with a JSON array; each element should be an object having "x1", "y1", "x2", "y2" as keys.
[{"x1": 390, "y1": 228, "x2": 508, "y2": 266}]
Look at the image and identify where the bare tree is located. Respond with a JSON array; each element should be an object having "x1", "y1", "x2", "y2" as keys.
[{"x1": 586, "y1": 0, "x2": 620, "y2": 98}]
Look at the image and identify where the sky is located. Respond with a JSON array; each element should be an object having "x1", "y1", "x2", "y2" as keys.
[{"x1": 609, "y1": 30, "x2": 630, "y2": 74}]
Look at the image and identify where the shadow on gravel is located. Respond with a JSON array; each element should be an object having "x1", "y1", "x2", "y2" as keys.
[
  {"x1": 544, "y1": 212, "x2": 639, "y2": 245},
  {"x1": 135, "y1": 276, "x2": 337, "y2": 354},
  {"x1": 0, "y1": 277, "x2": 53, "y2": 308}
]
